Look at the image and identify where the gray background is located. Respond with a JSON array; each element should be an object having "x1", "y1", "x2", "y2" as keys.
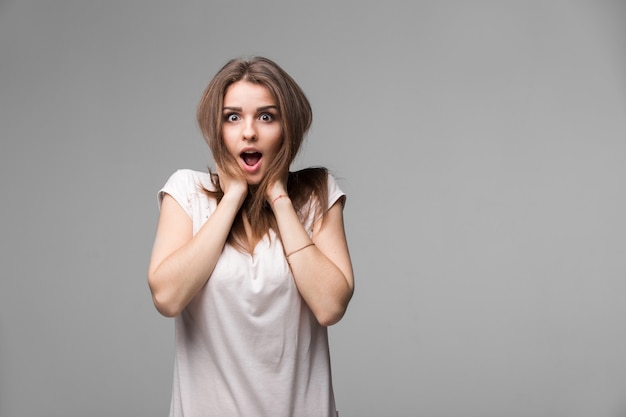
[{"x1": 1, "y1": 1, "x2": 625, "y2": 416}]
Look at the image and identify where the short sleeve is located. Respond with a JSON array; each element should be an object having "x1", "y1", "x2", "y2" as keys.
[
  {"x1": 326, "y1": 173, "x2": 346, "y2": 210},
  {"x1": 157, "y1": 169, "x2": 216, "y2": 236},
  {"x1": 157, "y1": 169, "x2": 198, "y2": 218},
  {"x1": 303, "y1": 173, "x2": 346, "y2": 233}
]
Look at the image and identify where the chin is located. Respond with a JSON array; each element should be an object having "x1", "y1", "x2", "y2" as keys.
[{"x1": 246, "y1": 176, "x2": 263, "y2": 186}]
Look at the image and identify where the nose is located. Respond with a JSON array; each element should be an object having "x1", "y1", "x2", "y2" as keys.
[{"x1": 242, "y1": 119, "x2": 257, "y2": 141}]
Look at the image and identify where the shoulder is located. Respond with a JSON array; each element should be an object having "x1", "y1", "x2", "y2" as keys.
[
  {"x1": 288, "y1": 167, "x2": 328, "y2": 188},
  {"x1": 288, "y1": 167, "x2": 345, "y2": 206},
  {"x1": 158, "y1": 169, "x2": 214, "y2": 207},
  {"x1": 289, "y1": 168, "x2": 347, "y2": 233},
  {"x1": 166, "y1": 169, "x2": 213, "y2": 189},
  {"x1": 325, "y1": 172, "x2": 345, "y2": 207}
]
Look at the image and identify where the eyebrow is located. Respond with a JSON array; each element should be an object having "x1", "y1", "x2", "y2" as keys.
[{"x1": 222, "y1": 105, "x2": 279, "y2": 112}]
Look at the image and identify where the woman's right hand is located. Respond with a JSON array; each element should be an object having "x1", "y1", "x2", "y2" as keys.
[
  {"x1": 148, "y1": 165, "x2": 249, "y2": 317},
  {"x1": 216, "y1": 164, "x2": 248, "y2": 203}
]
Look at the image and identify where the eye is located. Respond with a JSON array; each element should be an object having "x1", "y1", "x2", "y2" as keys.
[
  {"x1": 224, "y1": 113, "x2": 240, "y2": 122},
  {"x1": 259, "y1": 112, "x2": 274, "y2": 122}
]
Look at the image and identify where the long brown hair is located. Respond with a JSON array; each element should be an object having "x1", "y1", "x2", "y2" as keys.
[{"x1": 197, "y1": 57, "x2": 329, "y2": 252}]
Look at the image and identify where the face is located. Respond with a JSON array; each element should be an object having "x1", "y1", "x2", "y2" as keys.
[{"x1": 221, "y1": 81, "x2": 283, "y2": 185}]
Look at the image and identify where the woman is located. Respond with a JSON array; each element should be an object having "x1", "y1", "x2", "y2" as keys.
[{"x1": 148, "y1": 56, "x2": 354, "y2": 417}]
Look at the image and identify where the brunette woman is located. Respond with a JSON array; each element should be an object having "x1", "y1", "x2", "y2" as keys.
[{"x1": 148, "y1": 56, "x2": 354, "y2": 417}]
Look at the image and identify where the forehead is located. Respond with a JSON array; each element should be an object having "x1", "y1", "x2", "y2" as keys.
[{"x1": 223, "y1": 81, "x2": 275, "y2": 106}]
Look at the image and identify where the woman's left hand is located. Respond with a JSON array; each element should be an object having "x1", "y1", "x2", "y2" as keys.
[
  {"x1": 267, "y1": 171, "x2": 354, "y2": 326},
  {"x1": 266, "y1": 173, "x2": 289, "y2": 206}
]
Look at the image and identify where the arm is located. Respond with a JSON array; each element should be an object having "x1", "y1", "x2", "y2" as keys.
[
  {"x1": 147, "y1": 175, "x2": 246, "y2": 317},
  {"x1": 270, "y1": 192, "x2": 354, "y2": 326}
]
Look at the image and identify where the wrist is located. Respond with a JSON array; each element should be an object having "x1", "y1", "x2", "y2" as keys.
[
  {"x1": 269, "y1": 193, "x2": 292, "y2": 210},
  {"x1": 222, "y1": 188, "x2": 247, "y2": 206},
  {"x1": 270, "y1": 193, "x2": 289, "y2": 205}
]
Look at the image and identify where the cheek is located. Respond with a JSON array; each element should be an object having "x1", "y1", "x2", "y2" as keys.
[
  {"x1": 221, "y1": 130, "x2": 239, "y2": 155},
  {"x1": 269, "y1": 127, "x2": 284, "y2": 151},
  {"x1": 268, "y1": 136, "x2": 284, "y2": 159}
]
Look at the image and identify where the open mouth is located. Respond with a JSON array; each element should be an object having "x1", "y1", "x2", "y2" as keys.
[{"x1": 241, "y1": 151, "x2": 262, "y2": 167}]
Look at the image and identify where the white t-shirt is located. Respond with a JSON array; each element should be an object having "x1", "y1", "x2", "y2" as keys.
[{"x1": 158, "y1": 169, "x2": 345, "y2": 417}]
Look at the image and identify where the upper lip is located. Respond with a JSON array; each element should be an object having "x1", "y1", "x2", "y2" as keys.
[{"x1": 240, "y1": 146, "x2": 261, "y2": 155}]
